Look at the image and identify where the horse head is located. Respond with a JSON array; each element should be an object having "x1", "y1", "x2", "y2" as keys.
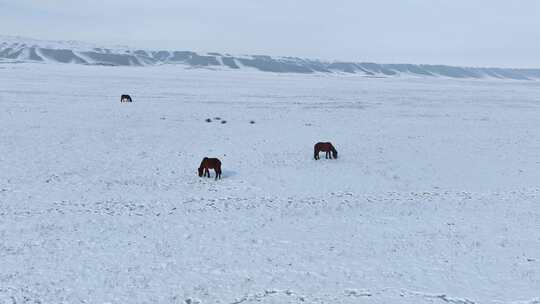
[
  {"x1": 198, "y1": 167, "x2": 204, "y2": 177},
  {"x1": 332, "y1": 149, "x2": 338, "y2": 159}
]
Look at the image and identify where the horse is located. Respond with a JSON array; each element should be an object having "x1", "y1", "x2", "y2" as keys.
[
  {"x1": 314, "y1": 142, "x2": 338, "y2": 160},
  {"x1": 198, "y1": 157, "x2": 222, "y2": 180},
  {"x1": 120, "y1": 94, "x2": 132, "y2": 103}
]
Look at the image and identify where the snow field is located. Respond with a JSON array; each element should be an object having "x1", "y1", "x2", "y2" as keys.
[{"x1": 1, "y1": 63, "x2": 539, "y2": 303}]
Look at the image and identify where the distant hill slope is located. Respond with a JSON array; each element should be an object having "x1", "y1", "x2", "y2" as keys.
[{"x1": 2, "y1": 35, "x2": 539, "y2": 80}]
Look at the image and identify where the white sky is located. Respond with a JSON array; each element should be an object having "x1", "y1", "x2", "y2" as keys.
[{"x1": 1, "y1": 0, "x2": 539, "y2": 68}]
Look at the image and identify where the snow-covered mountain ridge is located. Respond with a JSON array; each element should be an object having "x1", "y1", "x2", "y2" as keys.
[{"x1": 2, "y1": 35, "x2": 540, "y2": 79}]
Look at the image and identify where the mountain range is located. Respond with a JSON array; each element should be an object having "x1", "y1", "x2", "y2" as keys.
[{"x1": 2, "y1": 35, "x2": 539, "y2": 80}]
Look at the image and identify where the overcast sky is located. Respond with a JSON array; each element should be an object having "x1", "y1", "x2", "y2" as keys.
[{"x1": 1, "y1": 0, "x2": 539, "y2": 68}]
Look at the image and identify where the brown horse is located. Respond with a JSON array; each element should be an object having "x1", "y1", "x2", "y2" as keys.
[
  {"x1": 198, "y1": 157, "x2": 222, "y2": 180},
  {"x1": 314, "y1": 142, "x2": 338, "y2": 160},
  {"x1": 120, "y1": 94, "x2": 132, "y2": 103}
]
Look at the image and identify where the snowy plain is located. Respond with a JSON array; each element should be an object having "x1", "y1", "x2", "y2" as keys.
[{"x1": 1, "y1": 62, "x2": 540, "y2": 303}]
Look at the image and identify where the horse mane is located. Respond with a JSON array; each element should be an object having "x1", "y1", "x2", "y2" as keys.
[{"x1": 199, "y1": 157, "x2": 208, "y2": 168}]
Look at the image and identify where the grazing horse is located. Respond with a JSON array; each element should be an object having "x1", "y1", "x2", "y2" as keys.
[
  {"x1": 120, "y1": 94, "x2": 132, "y2": 103},
  {"x1": 314, "y1": 142, "x2": 338, "y2": 160},
  {"x1": 198, "y1": 157, "x2": 222, "y2": 180}
]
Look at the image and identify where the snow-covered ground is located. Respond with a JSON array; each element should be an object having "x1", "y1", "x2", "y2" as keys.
[{"x1": 1, "y1": 63, "x2": 539, "y2": 303}]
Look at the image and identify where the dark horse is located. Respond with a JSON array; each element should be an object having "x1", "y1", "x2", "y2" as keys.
[
  {"x1": 120, "y1": 94, "x2": 132, "y2": 103},
  {"x1": 314, "y1": 142, "x2": 338, "y2": 160},
  {"x1": 198, "y1": 157, "x2": 222, "y2": 180}
]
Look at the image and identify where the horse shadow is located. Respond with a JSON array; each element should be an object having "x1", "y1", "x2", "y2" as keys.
[{"x1": 220, "y1": 169, "x2": 237, "y2": 179}]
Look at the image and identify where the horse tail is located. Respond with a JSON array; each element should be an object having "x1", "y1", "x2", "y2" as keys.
[{"x1": 216, "y1": 160, "x2": 222, "y2": 179}]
